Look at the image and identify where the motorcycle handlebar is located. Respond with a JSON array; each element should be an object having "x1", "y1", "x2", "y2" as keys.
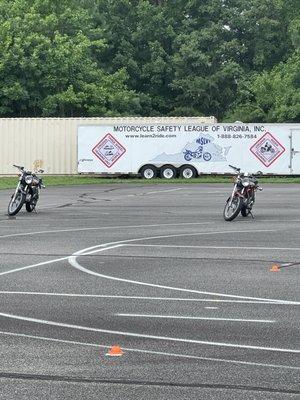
[
  {"x1": 13, "y1": 164, "x2": 24, "y2": 170},
  {"x1": 228, "y1": 164, "x2": 241, "y2": 172}
]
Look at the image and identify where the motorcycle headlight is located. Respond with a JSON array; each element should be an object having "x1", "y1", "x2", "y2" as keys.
[
  {"x1": 242, "y1": 180, "x2": 250, "y2": 187},
  {"x1": 25, "y1": 175, "x2": 33, "y2": 184}
]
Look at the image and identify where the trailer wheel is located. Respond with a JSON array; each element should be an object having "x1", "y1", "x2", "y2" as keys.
[
  {"x1": 160, "y1": 165, "x2": 177, "y2": 179},
  {"x1": 179, "y1": 165, "x2": 197, "y2": 179},
  {"x1": 140, "y1": 165, "x2": 157, "y2": 179}
]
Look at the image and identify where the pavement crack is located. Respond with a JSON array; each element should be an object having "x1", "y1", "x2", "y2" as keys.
[
  {"x1": 0, "y1": 252, "x2": 289, "y2": 264},
  {"x1": 0, "y1": 373, "x2": 299, "y2": 394},
  {"x1": 56, "y1": 203, "x2": 74, "y2": 208}
]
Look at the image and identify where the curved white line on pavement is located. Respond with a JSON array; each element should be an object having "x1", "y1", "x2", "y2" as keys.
[
  {"x1": 0, "y1": 222, "x2": 211, "y2": 240},
  {"x1": 0, "y1": 228, "x2": 276, "y2": 283},
  {"x1": 0, "y1": 312, "x2": 299, "y2": 354},
  {"x1": 71, "y1": 229, "x2": 276, "y2": 259},
  {"x1": 68, "y1": 229, "x2": 300, "y2": 305},
  {"x1": 0, "y1": 331, "x2": 298, "y2": 371}
]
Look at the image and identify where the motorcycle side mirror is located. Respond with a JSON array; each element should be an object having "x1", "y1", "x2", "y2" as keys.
[
  {"x1": 256, "y1": 171, "x2": 263, "y2": 176},
  {"x1": 38, "y1": 169, "x2": 44, "y2": 173}
]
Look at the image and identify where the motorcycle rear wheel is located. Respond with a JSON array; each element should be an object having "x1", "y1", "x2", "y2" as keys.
[
  {"x1": 7, "y1": 192, "x2": 25, "y2": 216},
  {"x1": 241, "y1": 206, "x2": 251, "y2": 217},
  {"x1": 184, "y1": 153, "x2": 192, "y2": 161},
  {"x1": 223, "y1": 196, "x2": 242, "y2": 221},
  {"x1": 241, "y1": 195, "x2": 255, "y2": 217},
  {"x1": 26, "y1": 200, "x2": 37, "y2": 212}
]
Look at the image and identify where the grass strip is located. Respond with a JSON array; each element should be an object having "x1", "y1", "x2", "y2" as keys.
[{"x1": 1, "y1": 175, "x2": 300, "y2": 190}]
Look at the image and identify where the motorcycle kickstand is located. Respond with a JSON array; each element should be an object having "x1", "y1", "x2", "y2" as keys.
[{"x1": 249, "y1": 210, "x2": 254, "y2": 219}]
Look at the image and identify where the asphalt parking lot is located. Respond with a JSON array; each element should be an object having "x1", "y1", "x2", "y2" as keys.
[{"x1": 0, "y1": 183, "x2": 299, "y2": 399}]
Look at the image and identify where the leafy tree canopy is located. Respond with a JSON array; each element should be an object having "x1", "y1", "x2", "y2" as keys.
[
  {"x1": 0, "y1": 0, "x2": 140, "y2": 116},
  {"x1": 0, "y1": 0, "x2": 298, "y2": 120}
]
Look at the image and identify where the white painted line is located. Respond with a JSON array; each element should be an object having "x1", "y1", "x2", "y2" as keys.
[
  {"x1": 0, "y1": 257, "x2": 68, "y2": 276},
  {"x1": 186, "y1": 191, "x2": 225, "y2": 194},
  {"x1": 258, "y1": 219, "x2": 300, "y2": 223},
  {"x1": 144, "y1": 188, "x2": 183, "y2": 195},
  {"x1": 0, "y1": 228, "x2": 274, "y2": 279},
  {"x1": 0, "y1": 312, "x2": 298, "y2": 354},
  {"x1": 125, "y1": 244, "x2": 300, "y2": 252},
  {"x1": 1, "y1": 188, "x2": 183, "y2": 212},
  {"x1": 0, "y1": 188, "x2": 183, "y2": 212},
  {"x1": 116, "y1": 314, "x2": 275, "y2": 323},
  {"x1": 75, "y1": 229, "x2": 276, "y2": 257},
  {"x1": 0, "y1": 330, "x2": 298, "y2": 371},
  {"x1": 2, "y1": 227, "x2": 298, "y2": 306},
  {"x1": 39, "y1": 203, "x2": 70, "y2": 209},
  {"x1": 0, "y1": 292, "x2": 287, "y2": 304},
  {"x1": 205, "y1": 307, "x2": 219, "y2": 310},
  {"x1": 0, "y1": 221, "x2": 212, "y2": 240},
  {"x1": 68, "y1": 230, "x2": 300, "y2": 305}
]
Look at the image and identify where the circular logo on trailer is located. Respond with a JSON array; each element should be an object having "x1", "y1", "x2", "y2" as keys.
[
  {"x1": 92, "y1": 133, "x2": 126, "y2": 168},
  {"x1": 250, "y1": 132, "x2": 285, "y2": 167}
]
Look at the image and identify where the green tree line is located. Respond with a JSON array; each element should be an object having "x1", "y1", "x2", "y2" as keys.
[{"x1": 0, "y1": 0, "x2": 299, "y2": 121}]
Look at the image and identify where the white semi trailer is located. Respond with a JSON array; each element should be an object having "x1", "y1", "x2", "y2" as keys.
[{"x1": 78, "y1": 123, "x2": 300, "y2": 178}]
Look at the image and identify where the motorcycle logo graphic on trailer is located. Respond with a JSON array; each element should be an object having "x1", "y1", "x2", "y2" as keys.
[
  {"x1": 250, "y1": 132, "x2": 285, "y2": 167},
  {"x1": 92, "y1": 133, "x2": 126, "y2": 168},
  {"x1": 183, "y1": 137, "x2": 212, "y2": 162},
  {"x1": 183, "y1": 146, "x2": 212, "y2": 161},
  {"x1": 150, "y1": 134, "x2": 231, "y2": 164}
]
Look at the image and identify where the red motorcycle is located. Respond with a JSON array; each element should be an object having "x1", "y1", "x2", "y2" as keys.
[{"x1": 223, "y1": 165, "x2": 262, "y2": 221}]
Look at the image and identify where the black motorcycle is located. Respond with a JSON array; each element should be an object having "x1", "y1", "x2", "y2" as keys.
[
  {"x1": 223, "y1": 165, "x2": 262, "y2": 221},
  {"x1": 7, "y1": 165, "x2": 45, "y2": 216}
]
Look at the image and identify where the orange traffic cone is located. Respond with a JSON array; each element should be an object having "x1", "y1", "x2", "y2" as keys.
[
  {"x1": 270, "y1": 264, "x2": 280, "y2": 272},
  {"x1": 106, "y1": 345, "x2": 124, "y2": 357}
]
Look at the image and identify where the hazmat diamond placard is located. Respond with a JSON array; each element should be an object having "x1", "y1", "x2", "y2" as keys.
[
  {"x1": 250, "y1": 132, "x2": 285, "y2": 167},
  {"x1": 92, "y1": 134, "x2": 126, "y2": 168}
]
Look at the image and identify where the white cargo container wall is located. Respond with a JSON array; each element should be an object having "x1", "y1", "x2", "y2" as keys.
[{"x1": 0, "y1": 117, "x2": 216, "y2": 175}]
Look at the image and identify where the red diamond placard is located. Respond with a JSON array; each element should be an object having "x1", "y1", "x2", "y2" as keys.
[
  {"x1": 250, "y1": 132, "x2": 285, "y2": 167},
  {"x1": 92, "y1": 133, "x2": 126, "y2": 168}
]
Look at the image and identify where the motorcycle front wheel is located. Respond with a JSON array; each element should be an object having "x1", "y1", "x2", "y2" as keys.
[
  {"x1": 7, "y1": 192, "x2": 25, "y2": 216},
  {"x1": 223, "y1": 196, "x2": 242, "y2": 221}
]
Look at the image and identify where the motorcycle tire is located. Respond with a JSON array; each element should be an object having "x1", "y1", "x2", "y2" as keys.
[
  {"x1": 223, "y1": 196, "x2": 242, "y2": 221},
  {"x1": 26, "y1": 201, "x2": 37, "y2": 212},
  {"x1": 241, "y1": 206, "x2": 251, "y2": 217},
  {"x1": 7, "y1": 192, "x2": 25, "y2": 216},
  {"x1": 241, "y1": 195, "x2": 255, "y2": 217}
]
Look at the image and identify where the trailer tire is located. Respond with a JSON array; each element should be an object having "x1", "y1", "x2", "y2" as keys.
[
  {"x1": 179, "y1": 165, "x2": 197, "y2": 179},
  {"x1": 140, "y1": 165, "x2": 157, "y2": 179},
  {"x1": 160, "y1": 165, "x2": 177, "y2": 179}
]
